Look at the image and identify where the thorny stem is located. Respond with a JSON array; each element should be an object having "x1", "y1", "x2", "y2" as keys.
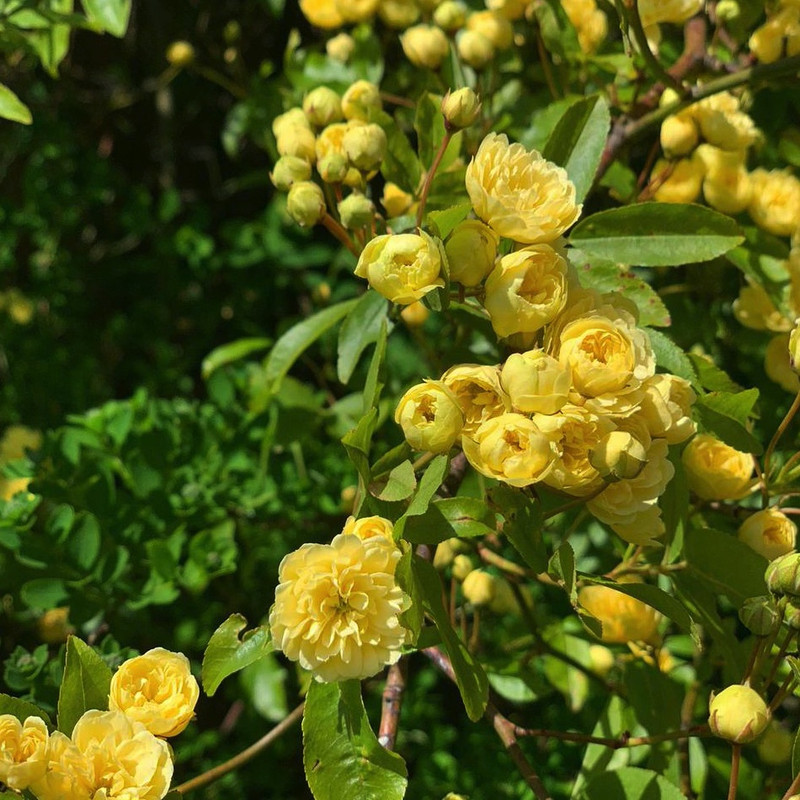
[
  {"x1": 175, "y1": 702, "x2": 305, "y2": 794},
  {"x1": 416, "y1": 131, "x2": 453, "y2": 229},
  {"x1": 378, "y1": 660, "x2": 407, "y2": 751},
  {"x1": 423, "y1": 647, "x2": 551, "y2": 800},
  {"x1": 622, "y1": 0, "x2": 683, "y2": 92},
  {"x1": 727, "y1": 743, "x2": 741, "y2": 800},
  {"x1": 321, "y1": 212, "x2": 361, "y2": 256}
]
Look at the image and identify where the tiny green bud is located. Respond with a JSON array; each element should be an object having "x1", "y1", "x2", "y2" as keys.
[
  {"x1": 337, "y1": 193, "x2": 374, "y2": 230},
  {"x1": 286, "y1": 181, "x2": 326, "y2": 227},
  {"x1": 785, "y1": 600, "x2": 800, "y2": 630},
  {"x1": 765, "y1": 552, "x2": 800, "y2": 596},
  {"x1": 715, "y1": 0, "x2": 741, "y2": 22},
  {"x1": 738, "y1": 595, "x2": 781, "y2": 636},
  {"x1": 270, "y1": 155, "x2": 312, "y2": 192},
  {"x1": 343, "y1": 123, "x2": 387, "y2": 172},
  {"x1": 708, "y1": 685, "x2": 770, "y2": 744},
  {"x1": 303, "y1": 86, "x2": 343, "y2": 128},
  {"x1": 442, "y1": 88, "x2": 482, "y2": 130}
]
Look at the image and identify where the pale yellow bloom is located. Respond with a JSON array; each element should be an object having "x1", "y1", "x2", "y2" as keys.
[
  {"x1": 694, "y1": 93, "x2": 760, "y2": 152},
  {"x1": 382, "y1": 182, "x2": 414, "y2": 218},
  {"x1": 30, "y1": 730, "x2": 92, "y2": 800},
  {"x1": 0, "y1": 715, "x2": 49, "y2": 791},
  {"x1": 766, "y1": 333, "x2": 800, "y2": 392},
  {"x1": 299, "y1": 0, "x2": 345, "y2": 27},
  {"x1": 651, "y1": 158, "x2": 704, "y2": 204},
  {"x1": 703, "y1": 164, "x2": 752, "y2": 215},
  {"x1": 341, "y1": 515, "x2": 394, "y2": 541},
  {"x1": 109, "y1": 648, "x2": 200, "y2": 738},
  {"x1": 276, "y1": 125, "x2": 316, "y2": 162},
  {"x1": 456, "y1": 29, "x2": 495, "y2": 68},
  {"x1": 637, "y1": 373, "x2": 697, "y2": 444},
  {"x1": 354, "y1": 232, "x2": 444, "y2": 304},
  {"x1": 441, "y1": 363, "x2": 510, "y2": 437},
  {"x1": 637, "y1": 0, "x2": 703, "y2": 28},
  {"x1": 660, "y1": 113, "x2": 699, "y2": 157},
  {"x1": 334, "y1": 0, "x2": 379, "y2": 22},
  {"x1": 270, "y1": 533, "x2": 409, "y2": 682},
  {"x1": 465, "y1": 133, "x2": 581, "y2": 244},
  {"x1": 327, "y1": 33, "x2": 356, "y2": 62},
  {"x1": 733, "y1": 283, "x2": 791, "y2": 332},
  {"x1": 738, "y1": 508, "x2": 796, "y2": 561},
  {"x1": 466, "y1": 10, "x2": 513, "y2": 48},
  {"x1": 749, "y1": 169, "x2": 800, "y2": 238},
  {"x1": 589, "y1": 430, "x2": 647, "y2": 481},
  {"x1": 484, "y1": 245, "x2": 569, "y2": 337},
  {"x1": 395, "y1": 380, "x2": 464, "y2": 453},
  {"x1": 578, "y1": 583, "x2": 661, "y2": 644},
  {"x1": 500, "y1": 349, "x2": 571, "y2": 414},
  {"x1": 682, "y1": 434, "x2": 754, "y2": 500},
  {"x1": 302, "y1": 87, "x2": 343, "y2": 128},
  {"x1": 587, "y1": 439, "x2": 675, "y2": 544},
  {"x1": 341, "y1": 81, "x2": 382, "y2": 122},
  {"x1": 709, "y1": 685, "x2": 770, "y2": 744},
  {"x1": 401, "y1": 24, "x2": 450, "y2": 68},
  {"x1": 462, "y1": 570, "x2": 496, "y2": 606},
  {"x1": 272, "y1": 108, "x2": 311, "y2": 140},
  {"x1": 533, "y1": 404, "x2": 614, "y2": 496},
  {"x1": 462, "y1": 413, "x2": 558, "y2": 487}
]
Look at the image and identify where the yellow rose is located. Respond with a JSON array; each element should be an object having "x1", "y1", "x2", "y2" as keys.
[
  {"x1": 500, "y1": 349, "x2": 571, "y2": 414},
  {"x1": 733, "y1": 283, "x2": 791, "y2": 332},
  {"x1": 486, "y1": 0, "x2": 528, "y2": 18},
  {"x1": 354, "y1": 231, "x2": 444, "y2": 304},
  {"x1": 341, "y1": 81, "x2": 382, "y2": 122},
  {"x1": 29, "y1": 731, "x2": 93, "y2": 800},
  {"x1": 62, "y1": 710, "x2": 173, "y2": 800},
  {"x1": 382, "y1": 182, "x2": 414, "y2": 218},
  {"x1": 694, "y1": 94, "x2": 760, "y2": 152},
  {"x1": 660, "y1": 113, "x2": 699, "y2": 157},
  {"x1": 441, "y1": 363, "x2": 510, "y2": 437},
  {"x1": 445, "y1": 220, "x2": 498, "y2": 287},
  {"x1": 554, "y1": 306, "x2": 655, "y2": 399},
  {"x1": 462, "y1": 570, "x2": 496, "y2": 606},
  {"x1": 465, "y1": 133, "x2": 581, "y2": 244},
  {"x1": 400, "y1": 24, "x2": 450, "y2": 69},
  {"x1": 561, "y1": 0, "x2": 607, "y2": 54},
  {"x1": 765, "y1": 333, "x2": 800, "y2": 392},
  {"x1": 748, "y1": 169, "x2": 800, "y2": 238},
  {"x1": 651, "y1": 158, "x2": 703, "y2": 204},
  {"x1": 709, "y1": 685, "x2": 770, "y2": 744},
  {"x1": 750, "y1": 7, "x2": 800, "y2": 63},
  {"x1": 342, "y1": 515, "x2": 395, "y2": 541},
  {"x1": 587, "y1": 439, "x2": 675, "y2": 544},
  {"x1": 637, "y1": 0, "x2": 703, "y2": 27},
  {"x1": 466, "y1": 10, "x2": 513, "y2": 49},
  {"x1": 109, "y1": 648, "x2": 200, "y2": 738},
  {"x1": 342, "y1": 123, "x2": 387, "y2": 172},
  {"x1": 334, "y1": 0, "x2": 378, "y2": 22},
  {"x1": 456, "y1": 29, "x2": 495, "y2": 68},
  {"x1": 394, "y1": 380, "x2": 464, "y2": 453},
  {"x1": 578, "y1": 583, "x2": 662, "y2": 644},
  {"x1": 484, "y1": 245, "x2": 569, "y2": 337},
  {"x1": 299, "y1": 0, "x2": 344, "y2": 28},
  {"x1": 378, "y1": 0, "x2": 421, "y2": 28},
  {"x1": 738, "y1": 508, "x2": 797, "y2": 561},
  {"x1": 533, "y1": 404, "x2": 614, "y2": 495},
  {"x1": 637, "y1": 373, "x2": 697, "y2": 444},
  {"x1": 269, "y1": 533, "x2": 409, "y2": 682},
  {"x1": 0, "y1": 425, "x2": 42, "y2": 462},
  {"x1": 682, "y1": 433, "x2": 755, "y2": 500},
  {"x1": 703, "y1": 165, "x2": 752, "y2": 215},
  {"x1": 0, "y1": 715, "x2": 49, "y2": 791},
  {"x1": 0, "y1": 476, "x2": 32, "y2": 500},
  {"x1": 461, "y1": 413, "x2": 558, "y2": 487}
]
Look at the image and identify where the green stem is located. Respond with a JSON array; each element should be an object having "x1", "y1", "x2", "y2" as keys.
[
  {"x1": 622, "y1": 0, "x2": 683, "y2": 92},
  {"x1": 727, "y1": 744, "x2": 741, "y2": 800},
  {"x1": 764, "y1": 389, "x2": 800, "y2": 489},
  {"x1": 416, "y1": 130, "x2": 453, "y2": 230}
]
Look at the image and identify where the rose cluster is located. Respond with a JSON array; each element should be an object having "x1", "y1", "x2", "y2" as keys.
[
  {"x1": 269, "y1": 515, "x2": 411, "y2": 682},
  {"x1": 0, "y1": 648, "x2": 198, "y2": 800}
]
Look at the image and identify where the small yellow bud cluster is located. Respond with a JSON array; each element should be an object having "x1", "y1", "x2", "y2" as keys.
[
  {"x1": 270, "y1": 515, "x2": 411, "y2": 682},
  {"x1": 271, "y1": 80, "x2": 387, "y2": 229},
  {"x1": 749, "y1": 0, "x2": 800, "y2": 64},
  {"x1": 0, "y1": 645, "x2": 198, "y2": 800},
  {"x1": 560, "y1": 0, "x2": 608, "y2": 54},
  {"x1": 637, "y1": 0, "x2": 703, "y2": 48}
]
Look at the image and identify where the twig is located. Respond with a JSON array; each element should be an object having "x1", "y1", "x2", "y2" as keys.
[
  {"x1": 764, "y1": 390, "x2": 800, "y2": 488},
  {"x1": 321, "y1": 212, "x2": 361, "y2": 256},
  {"x1": 728, "y1": 743, "x2": 741, "y2": 800},
  {"x1": 622, "y1": 0, "x2": 682, "y2": 92},
  {"x1": 782, "y1": 770, "x2": 800, "y2": 800},
  {"x1": 378, "y1": 660, "x2": 407, "y2": 750},
  {"x1": 175, "y1": 703, "x2": 305, "y2": 795},
  {"x1": 416, "y1": 131, "x2": 453, "y2": 229},
  {"x1": 513, "y1": 723, "x2": 709, "y2": 749}
]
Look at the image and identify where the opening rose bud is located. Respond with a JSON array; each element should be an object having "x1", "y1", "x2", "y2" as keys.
[
  {"x1": 395, "y1": 380, "x2": 464, "y2": 453},
  {"x1": 590, "y1": 431, "x2": 648, "y2": 482},
  {"x1": 708, "y1": 685, "x2": 770, "y2": 744}
]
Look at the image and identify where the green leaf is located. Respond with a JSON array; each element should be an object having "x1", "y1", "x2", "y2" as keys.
[
  {"x1": 543, "y1": 94, "x2": 610, "y2": 203},
  {"x1": 413, "y1": 556, "x2": 489, "y2": 721},
  {"x1": 490, "y1": 486, "x2": 547, "y2": 573},
  {"x1": 428, "y1": 202, "x2": 472, "y2": 240},
  {"x1": 644, "y1": 328, "x2": 699, "y2": 385},
  {"x1": 66, "y1": 512, "x2": 101, "y2": 570},
  {"x1": 0, "y1": 694, "x2": 51, "y2": 726},
  {"x1": 202, "y1": 614, "x2": 273, "y2": 696},
  {"x1": 0, "y1": 83, "x2": 32, "y2": 124},
  {"x1": 202, "y1": 337, "x2": 272, "y2": 380},
  {"x1": 371, "y1": 459, "x2": 416, "y2": 502},
  {"x1": 580, "y1": 576, "x2": 691, "y2": 631},
  {"x1": 395, "y1": 548, "x2": 423, "y2": 643},
  {"x1": 57, "y1": 636, "x2": 112, "y2": 736},
  {"x1": 362, "y1": 318, "x2": 388, "y2": 413},
  {"x1": 687, "y1": 354, "x2": 742, "y2": 394},
  {"x1": 534, "y1": 0, "x2": 580, "y2": 58},
  {"x1": 578, "y1": 766, "x2": 687, "y2": 799},
  {"x1": 264, "y1": 299, "x2": 357, "y2": 393},
  {"x1": 21, "y1": 578, "x2": 68, "y2": 609},
  {"x1": 337, "y1": 292, "x2": 388, "y2": 385},
  {"x1": 402, "y1": 497, "x2": 495, "y2": 544},
  {"x1": 341, "y1": 408, "x2": 379, "y2": 488},
  {"x1": 684, "y1": 527, "x2": 768, "y2": 608},
  {"x1": 403, "y1": 454, "x2": 449, "y2": 519},
  {"x1": 549, "y1": 541, "x2": 577, "y2": 604},
  {"x1": 572, "y1": 255, "x2": 671, "y2": 327},
  {"x1": 82, "y1": 0, "x2": 131, "y2": 36},
  {"x1": 695, "y1": 389, "x2": 762, "y2": 455},
  {"x1": 303, "y1": 681, "x2": 407, "y2": 800},
  {"x1": 570, "y1": 204, "x2": 744, "y2": 266}
]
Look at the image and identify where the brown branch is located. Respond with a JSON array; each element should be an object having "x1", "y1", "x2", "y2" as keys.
[
  {"x1": 423, "y1": 647, "x2": 551, "y2": 799},
  {"x1": 728, "y1": 743, "x2": 742, "y2": 800},
  {"x1": 378, "y1": 660, "x2": 407, "y2": 751},
  {"x1": 512, "y1": 723, "x2": 710, "y2": 749},
  {"x1": 175, "y1": 702, "x2": 305, "y2": 795}
]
